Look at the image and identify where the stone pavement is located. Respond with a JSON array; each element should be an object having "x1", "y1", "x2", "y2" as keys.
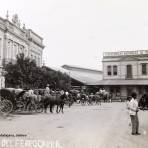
[{"x1": 0, "y1": 102, "x2": 147, "y2": 148}]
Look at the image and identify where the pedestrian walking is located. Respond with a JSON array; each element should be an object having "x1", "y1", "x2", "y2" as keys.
[{"x1": 129, "y1": 92, "x2": 140, "y2": 135}]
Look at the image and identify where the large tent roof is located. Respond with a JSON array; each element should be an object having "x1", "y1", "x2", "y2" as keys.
[{"x1": 51, "y1": 65, "x2": 102, "y2": 85}]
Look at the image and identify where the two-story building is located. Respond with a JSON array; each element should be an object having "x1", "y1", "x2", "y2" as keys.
[{"x1": 97, "y1": 50, "x2": 148, "y2": 98}]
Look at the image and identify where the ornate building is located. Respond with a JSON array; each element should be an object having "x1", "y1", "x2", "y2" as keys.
[{"x1": 0, "y1": 12, "x2": 44, "y2": 88}]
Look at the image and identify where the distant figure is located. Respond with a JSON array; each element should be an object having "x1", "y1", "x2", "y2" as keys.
[
  {"x1": 129, "y1": 92, "x2": 140, "y2": 135},
  {"x1": 24, "y1": 87, "x2": 36, "y2": 109},
  {"x1": 46, "y1": 84, "x2": 50, "y2": 92},
  {"x1": 44, "y1": 84, "x2": 51, "y2": 97},
  {"x1": 126, "y1": 96, "x2": 132, "y2": 126},
  {"x1": 99, "y1": 88, "x2": 103, "y2": 94},
  {"x1": 102, "y1": 88, "x2": 106, "y2": 94},
  {"x1": 77, "y1": 93, "x2": 81, "y2": 99}
]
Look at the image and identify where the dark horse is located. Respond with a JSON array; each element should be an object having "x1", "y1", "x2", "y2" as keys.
[{"x1": 42, "y1": 92, "x2": 65, "y2": 113}]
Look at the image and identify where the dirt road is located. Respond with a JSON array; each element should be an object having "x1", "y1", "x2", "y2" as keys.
[{"x1": 0, "y1": 103, "x2": 147, "y2": 148}]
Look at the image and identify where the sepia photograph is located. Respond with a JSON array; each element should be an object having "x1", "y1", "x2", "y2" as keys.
[{"x1": 0, "y1": 0, "x2": 148, "y2": 148}]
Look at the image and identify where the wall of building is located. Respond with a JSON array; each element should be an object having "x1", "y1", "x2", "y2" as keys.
[
  {"x1": 138, "y1": 60, "x2": 148, "y2": 79},
  {"x1": 102, "y1": 51, "x2": 148, "y2": 98},
  {"x1": 0, "y1": 15, "x2": 44, "y2": 67},
  {"x1": 0, "y1": 67, "x2": 5, "y2": 89},
  {"x1": 4, "y1": 32, "x2": 28, "y2": 63},
  {"x1": 103, "y1": 61, "x2": 121, "y2": 79},
  {"x1": 0, "y1": 27, "x2": 5, "y2": 89},
  {"x1": 29, "y1": 41, "x2": 43, "y2": 66},
  {"x1": 103, "y1": 55, "x2": 148, "y2": 80},
  {"x1": 0, "y1": 76, "x2": 5, "y2": 89},
  {"x1": 120, "y1": 60, "x2": 138, "y2": 79},
  {"x1": 0, "y1": 28, "x2": 4, "y2": 64}
]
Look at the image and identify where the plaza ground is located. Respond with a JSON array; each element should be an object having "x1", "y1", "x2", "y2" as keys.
[{"x1": 0, "y1": 102, "x2": 148, "y2": 148}]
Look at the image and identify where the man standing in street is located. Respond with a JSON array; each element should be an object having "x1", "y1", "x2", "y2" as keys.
[{"x1": 129, "y1": 92, "x2": 140, "y2": 135}]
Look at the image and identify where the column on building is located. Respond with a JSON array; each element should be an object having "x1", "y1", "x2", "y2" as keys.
[
  {"x1": 8, "y1": 40, "x2": 12, "y2": 60},
  {"x1": 16, "y1": 43, "x2": 19, "y2": 56},
  {"x1": 12, "y1": 42, "x2": 17, "y2": 60},
  {"x1": 0, "y1": 38, "x2": 2, "y2": 65},
  {"x1": 7, "y1": 39, "x2": 10, "y2": 60},
  {"x1": 0, "y1": 76, "x2": 5, "y2": 89}
]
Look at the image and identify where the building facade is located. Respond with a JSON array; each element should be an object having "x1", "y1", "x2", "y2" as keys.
[
  {"x1": 100, "y1": 50, "x2": 148, "y2": 98},
  {"x1": 0, "y1": 13, "x2": 44, "y2": 88}
]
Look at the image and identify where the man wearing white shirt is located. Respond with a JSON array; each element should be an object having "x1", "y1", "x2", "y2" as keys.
[{"x1": 129, "y1": 92, "x2": 140, "y2": 135}]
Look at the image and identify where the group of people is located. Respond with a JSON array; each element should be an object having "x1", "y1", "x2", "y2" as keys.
[
  {"x1": 98, "y1": 88, "x2": 106, "y2": 95},
  {"x1": 24, "y1": 86, "x2": 141, "y2": 136},
  {"x1": 126, "y1": 92, "x2": 140, "y2": 135},
  {"x1": 75, "y1": 88, "x2": 110, "y2": 104},
  {"x1": 25, "y1": 84, "x2": 67, "y2": 97}
]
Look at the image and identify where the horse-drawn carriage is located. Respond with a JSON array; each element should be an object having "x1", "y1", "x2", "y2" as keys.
[{"x1": 0, "y1": 88, "x2": 43, "y2": 114}]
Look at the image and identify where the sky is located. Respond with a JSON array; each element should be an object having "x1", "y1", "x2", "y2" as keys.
[{"x1": 1, "y1": 0, "x2": 148, "y2": 70}]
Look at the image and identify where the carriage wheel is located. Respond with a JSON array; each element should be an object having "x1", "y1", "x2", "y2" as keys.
[
  {"x1": 36, "y1": 103, "x2": 43, "y2": 113},
  {"x1": 16, "y1": 101, "x2": 25, "y2": 112},
  {"x1": 0, "y1": 99, "x2": 13, "y2": 114},
  {"x1": 27, "y1": 103, "x2": 36, "y2": 113}
]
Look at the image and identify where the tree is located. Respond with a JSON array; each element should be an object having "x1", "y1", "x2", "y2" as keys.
[
  {"x1": 41, "y1": 66, "x2": 70, "y2": 90},
  {"x1": 5, "y1": 53, "x2": 37, "y2": 88},
  {"x1": 4, "y1": 53, "x2": 70, "y2": 90}
]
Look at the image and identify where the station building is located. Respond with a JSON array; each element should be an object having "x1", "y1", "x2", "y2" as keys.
[
  {"x1": 0, "y1": 13, "x2": 44, "y2": 88},
  {"x1": 96, "y1": 50, "x2": 148, "y2": 98}
]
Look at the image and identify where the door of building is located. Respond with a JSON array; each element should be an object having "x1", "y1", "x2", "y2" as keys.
[
  {"x1": 127, "y1": 65, "x2": 132, "y2": 79},
  {"x1": 127, "y1": 87, "x2": 133, "y2": 96}
]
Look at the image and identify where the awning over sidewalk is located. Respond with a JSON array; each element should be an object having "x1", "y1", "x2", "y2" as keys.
[{"x1": 88, "y1": 79, "x2": 148, "y2": 86}]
